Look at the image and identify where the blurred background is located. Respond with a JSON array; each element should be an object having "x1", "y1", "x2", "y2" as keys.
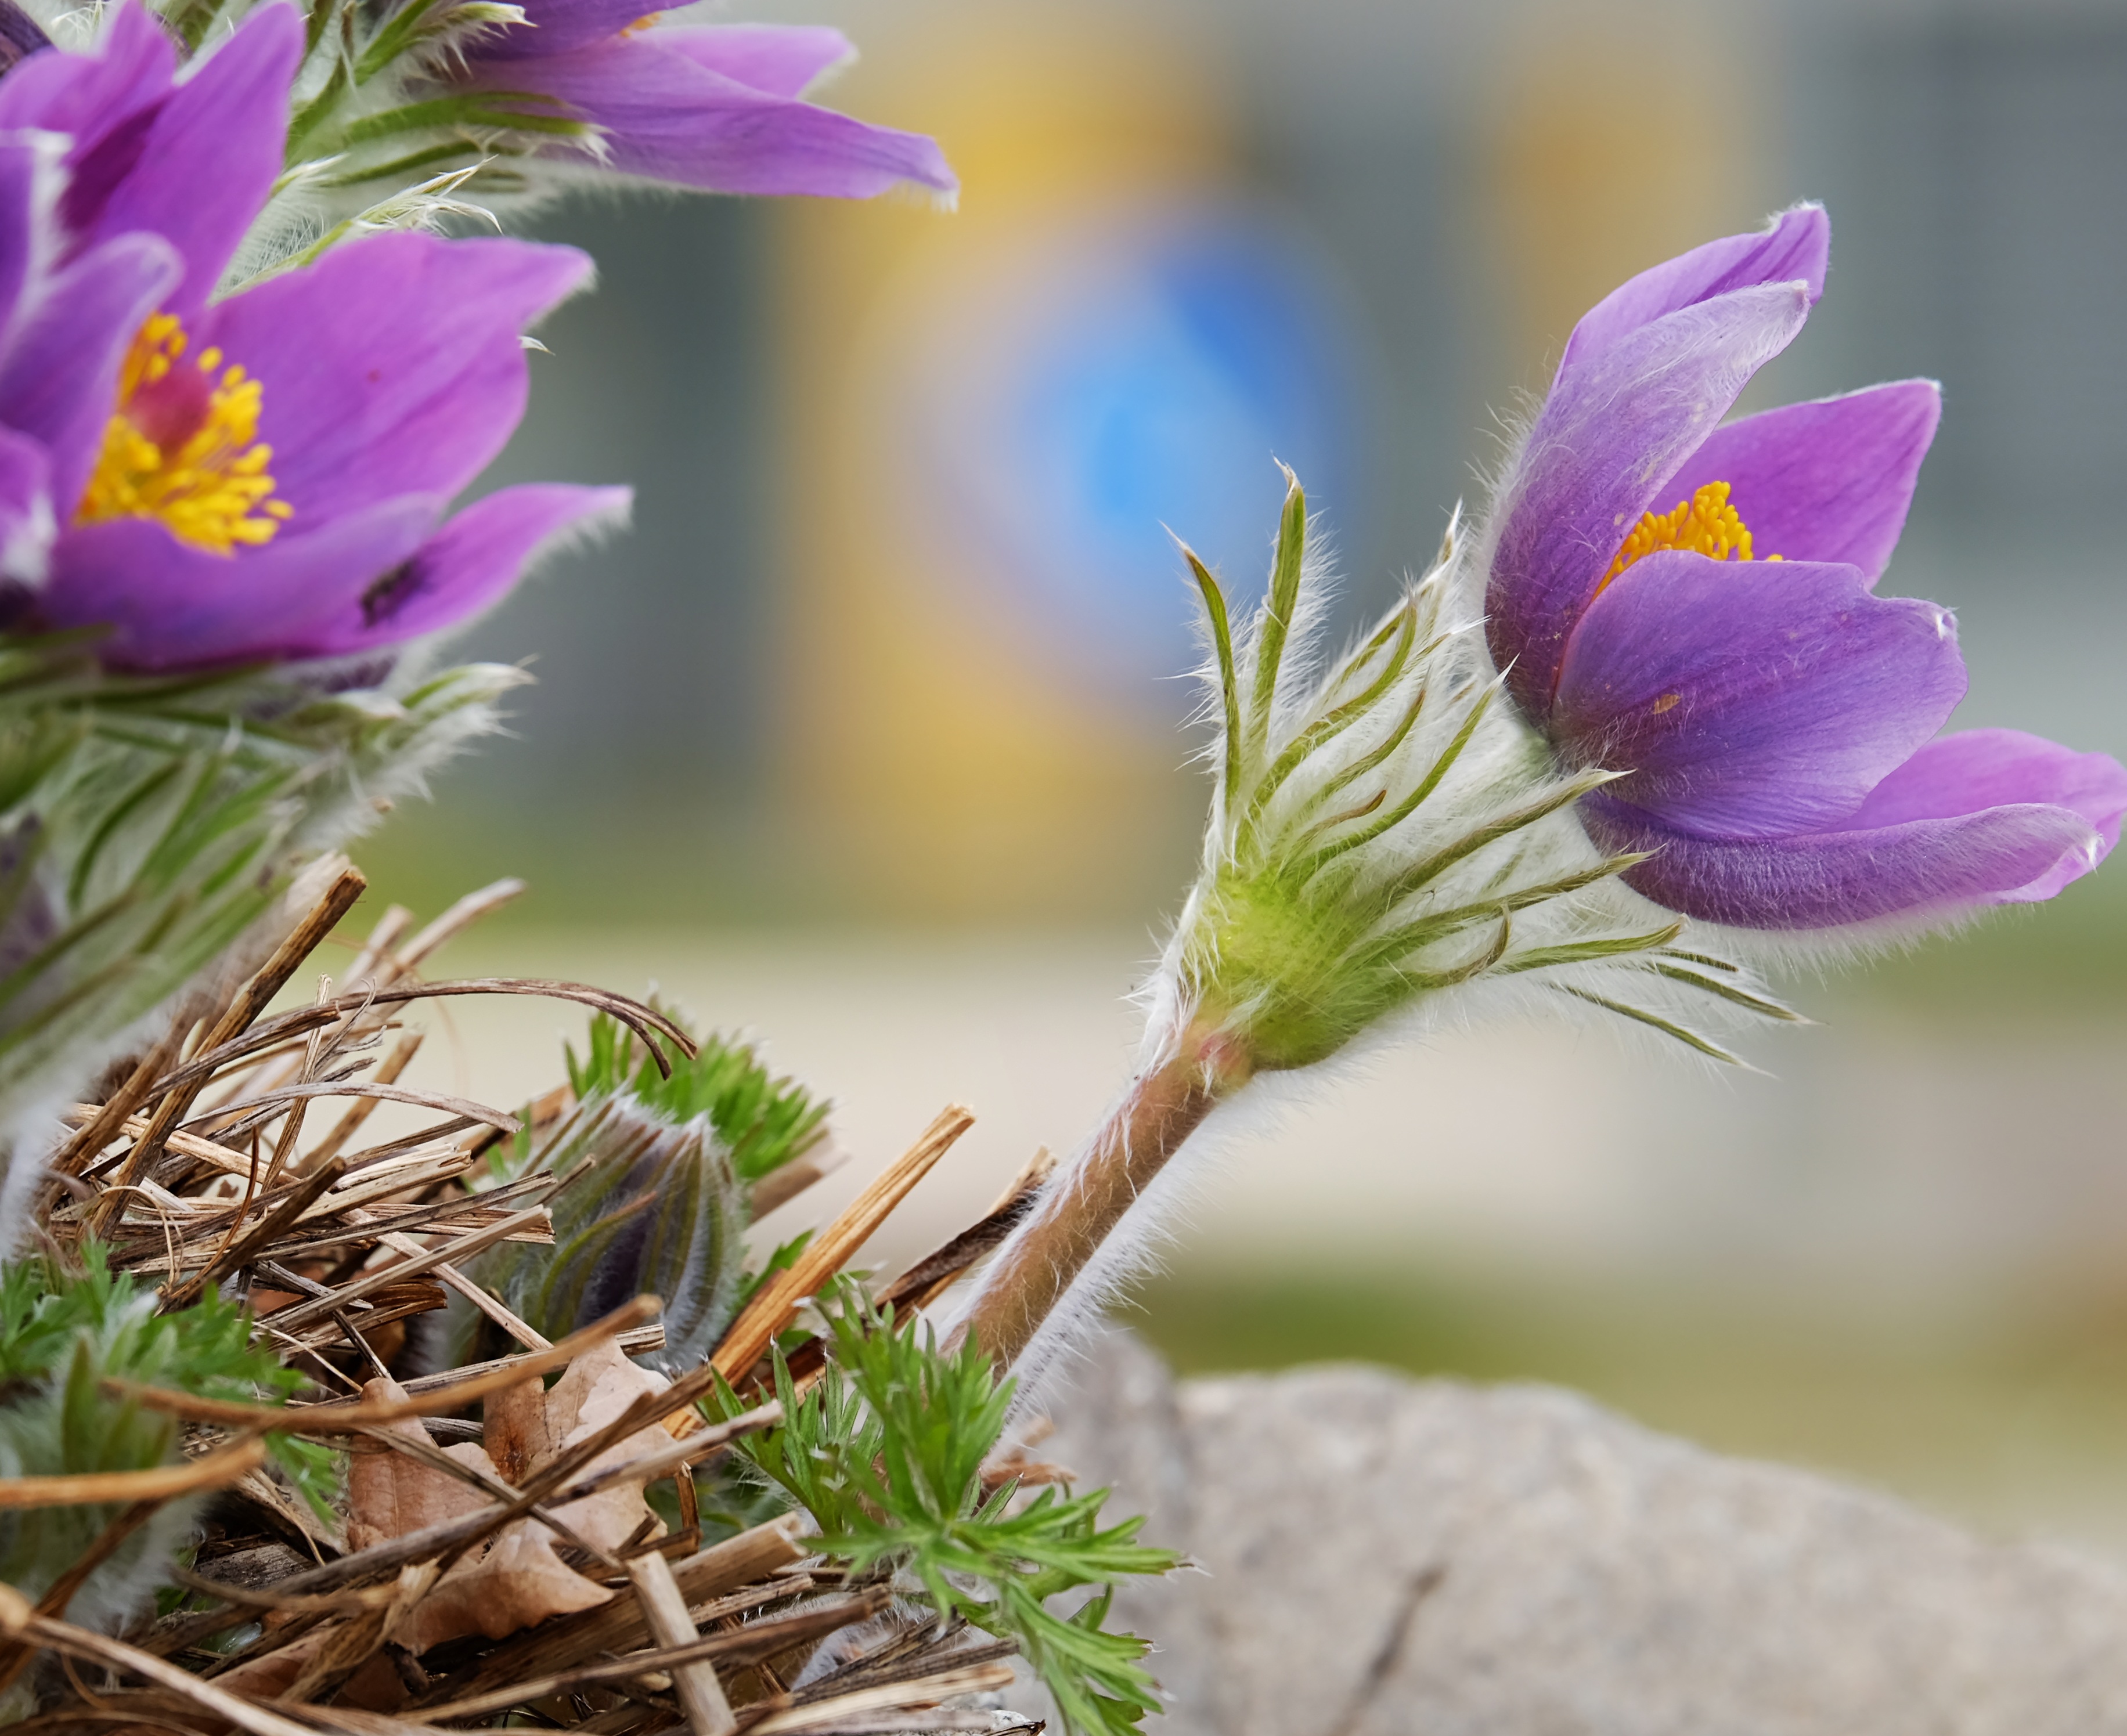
[{"x1": 363, "y1": 0, "x2": 2127, "y2": 1554}]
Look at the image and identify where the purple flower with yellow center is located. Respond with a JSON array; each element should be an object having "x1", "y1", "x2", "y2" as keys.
[
  {"x1": 1483, "y1": 204, "x2": 2127, "y2": 935},
  {"x1": 0, "y1": 2, "x2": 625, "y2": 670},
  {"x1": 445, "y1": 6, "x2": 956, "y2": 201}
]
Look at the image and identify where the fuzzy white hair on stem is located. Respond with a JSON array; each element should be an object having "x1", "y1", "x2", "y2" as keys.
[{"x1": 949, "y1": 463, "x2": 1797, "y2": 1390}]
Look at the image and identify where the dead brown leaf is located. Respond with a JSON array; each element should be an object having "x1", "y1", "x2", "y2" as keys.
[
  {"x1": 337, "y1": 1349, "x2": 679, "y2": 1656},
  {"x1": 539, "y1": 1338, "x2": 671, "y2": 1555}
]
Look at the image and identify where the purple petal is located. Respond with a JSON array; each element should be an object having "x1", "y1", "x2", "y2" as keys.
[
  {"x1": 1832, "y1": 728, "x2": 2127, "y2": 902},
  {"x1": 1558, "y1": 204, "x2": 1829, "y2": 375},
  {"x1": 0, "y1": 138, "x2": 41, "y2": 345},
  {"x1": 61, "y1": 4, "x2": 300, "y2": 318},
  {"x1": 0, "y1": 426, "x2": 52, "y2": 580},
  {"x1": 1584, "y1": 791, "x2": 2105, "y2": 931},
  {"x1": 1551, "y1": 551, "x2": 1966, "y2": 837},
  {"x1": 1486, "y1": 282, "x2": 1813, "y2": 724},
  {"x1": 655, "y1": 25, "x2": 854, "y2": 96},
  {"x1": 1660, "y1": 381, "x2": 1939, "y2": 586},
  {"x1": 0, "y1": 232, "x2": 179, "y2": 512},
  {"x1": 336, "y1": 482, "x2": 631, "y2": 651},
  {"x1": 483, "y1": 33, "x2": 956, "y2": 198},
  {"x1": 194, "y1": 232, "x2": 592, "y2": 523},
  {"x1": 42, "y1": 496, "x2": 439, "y2": 668},
  {"x1": 0, "y1": 2, "x2": 173, "y2": 141},
  {"x1": 478, "y1": 0, "x2": 658, "y2": 61}
]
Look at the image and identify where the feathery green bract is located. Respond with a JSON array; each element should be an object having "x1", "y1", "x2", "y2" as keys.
[
  {"x1": 261, "y1": 0, "x2": 589, "y2": 246},
  {"x1": 0, "y1": 1248, "x2": 336, "y2": 1633},
  {"x1": 711, "y1": 1283, "x2": 1177, "y2": 1736},
  {"x1": 0, "y1": 643, "x2": 522, "y2": 1239},
  {"x1": 1166, "y1": 476, "x2": 1791, "y2": 1073},
  {"x1": 567, "y1": 1012, "x2": 830, "y2": 1185}
]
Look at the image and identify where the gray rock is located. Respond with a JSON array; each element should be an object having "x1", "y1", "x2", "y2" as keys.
[{"x1": 1023, "y1": 1332, "x2": 2127, "y2": 1736}]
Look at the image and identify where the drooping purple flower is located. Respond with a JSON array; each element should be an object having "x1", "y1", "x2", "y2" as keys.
[
  {"x1": 449, "y1": 7, "x2": 956, "y2": 202},
  {"x1": 1483, "y1": 204, "x2": 2127, "y2": 935},
  {"x1": 0, "y1": 2, "x2": 626, "y2": 670}
]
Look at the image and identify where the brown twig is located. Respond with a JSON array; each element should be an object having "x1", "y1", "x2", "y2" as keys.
[
  {"x1": 87, "y1": 868, "x2": 368, "y2": 1236},
  {"x1": 713, "y1": 1106, "x2": 974, "y2": 1383},
  {"x1": 0, "y1": 1438, "x2": 266, "y2": 1509},
  {"x1": 108, "y1": 1295, "x2": 664, "y2": 1431},
  {"x1": 0, "y1": 1583, "x2": 324, "y2": 1736},
  {"x1": 158, "y1": 1159, "x2": 346, "y2": 1309}
]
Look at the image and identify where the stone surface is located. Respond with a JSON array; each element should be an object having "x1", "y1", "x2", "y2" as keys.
[{"x1": 1022, "y1": 1333, "x2": 2127, "y2": 1735}]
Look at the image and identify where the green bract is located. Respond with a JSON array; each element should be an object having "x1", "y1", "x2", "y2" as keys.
[
  {"x1": 1166, "y1": 471, "x2": 1797, "y2": 1074},
  {"x1": 0, "y1": 644, "x2": 523, "y2": 1242},
  {"x1": 565, "y1": 1013, "x2": 831, "y2": 1187}
]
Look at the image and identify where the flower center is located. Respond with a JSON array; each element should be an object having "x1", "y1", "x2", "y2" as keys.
[
  {"x1": 1600, "y1": 480, "x2": 1779, "y2": 590},
  {"x1": 76, "y1": 310, "x2": 291, "y2": 554}
]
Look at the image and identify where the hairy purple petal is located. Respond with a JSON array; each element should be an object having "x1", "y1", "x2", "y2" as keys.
[
  {"x1": 69, "y1": 5, "x2": 298, "y2": 317},
  {"x1": 655, "y1": 24, "x2": 854, "y2": 95},
  {"x1": 1833, "y1": 728, "x2": 2127, "y2": 901},
  {"x1": 1558, "y1": 204, "x2": 1829, "y2": 375},
  {"x1": 0, "y1": 2, "x2": 172, "y2": 142},
  {"x1": 45, "y1": 483, "x2": 625, "y2": 667},
  {"x1": 1487, "y1": 282, "x2": 1812, "y2": 722},
  {"x1": 484, "y1": 32, "x2": 956, "y2": 198},
  {"x1": 1663, "y1": 381, "x2": 1939, "y2": 585},
  {"x1": 42, "y1": 496, "x2": 438, "y2": 667},
  {"x1": 337, "y1": 482, "x2": 630, "y2": 650},
  {"x1": 483, "y1": 0, "x2": 663, "y2": 60},
  {"x1": 1551, "y1": 551, "x2": 1967, "y2": 837},
  {"x1": 1586, "y1": 789, "x2": 2107, "y2": 930},
  {"x1": 193, "y1": 232, "x2": 591, "y2": 522},
  {"x1": 0, "y1": 5, "x2": 297, "y2": 315},
  {"x1": 0, "y1": 232, "x2": 178, "y2": 511}
]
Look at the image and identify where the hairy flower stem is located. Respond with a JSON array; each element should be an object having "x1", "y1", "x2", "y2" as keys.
[{"x1": 951, "y1": 1023, "x2": 1254, "y2": 1374}]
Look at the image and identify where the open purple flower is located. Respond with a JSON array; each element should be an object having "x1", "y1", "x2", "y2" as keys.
[
  {"x1": 1483, "y1": 204, "x2": 2127, "y2": 935},
  {"x1": 0, "y1": 2, "x2": 626, "y2": 670},
  {"x1": 449, "y1": 7, "x2": 956, "y2": 201}
]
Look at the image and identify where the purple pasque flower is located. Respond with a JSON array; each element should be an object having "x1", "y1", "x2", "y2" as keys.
[
  {"x1": 449, "y1": 8, "x2": 956, "y2": 201},
  {"x1": 1483, "y1": 203, "x2": 2127, "y2": 935},
  {"x1": 0, "y1": 2, "x2": 626, "y2": 671}
]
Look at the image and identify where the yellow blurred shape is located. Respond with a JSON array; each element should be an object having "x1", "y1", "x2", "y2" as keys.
[
  {"x1": 1483, "y1": 1, "x2": 1773, "y2": 380},
  {"x1": 771, "y1": 6, "x2": 1235, "y2": 921}
]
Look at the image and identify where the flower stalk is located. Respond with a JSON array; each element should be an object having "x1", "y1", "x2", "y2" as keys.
[
  {"x1": 954, "y1": 1021, "x2": 1249, "y2": 1373},
  {"x1": 954, "y1": 469, "x2": 1787, "y2": 1380}
]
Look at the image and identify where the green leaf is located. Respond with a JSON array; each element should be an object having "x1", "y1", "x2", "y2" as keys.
[
  {"x1": 565, "y1": 1012, "x2": 831, "y2": 1184},
  {"x1": 709, "y1": 1282, "x2": 1177, "y2": 1736},
  {"x1": 0, "y1": 1247, "x2": 340, "y2": 1624}
]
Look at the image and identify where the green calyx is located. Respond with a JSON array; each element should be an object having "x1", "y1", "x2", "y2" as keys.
[{"x1": 1170, "y1": 472, "x2": 1690, "y2": 1075}]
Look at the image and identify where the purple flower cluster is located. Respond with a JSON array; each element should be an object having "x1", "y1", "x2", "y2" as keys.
[
  {"x1": 1484, "y1": 205, "x2": 2127, "y2": 934},
  {"x1": 0, "y1": 0, "x2": 957, "y2": 674},
  {"x1": 0, "y1": 3, "x2": 622, "y2": 670}
]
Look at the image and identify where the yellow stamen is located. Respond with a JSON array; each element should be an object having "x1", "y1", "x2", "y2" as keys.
[
  {"x1": 1600, "y1": 479, "x2": 1781, "y2": 589},
  {"x1": 77, "y1": 310, "x2": 288, "y2": 555}
]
